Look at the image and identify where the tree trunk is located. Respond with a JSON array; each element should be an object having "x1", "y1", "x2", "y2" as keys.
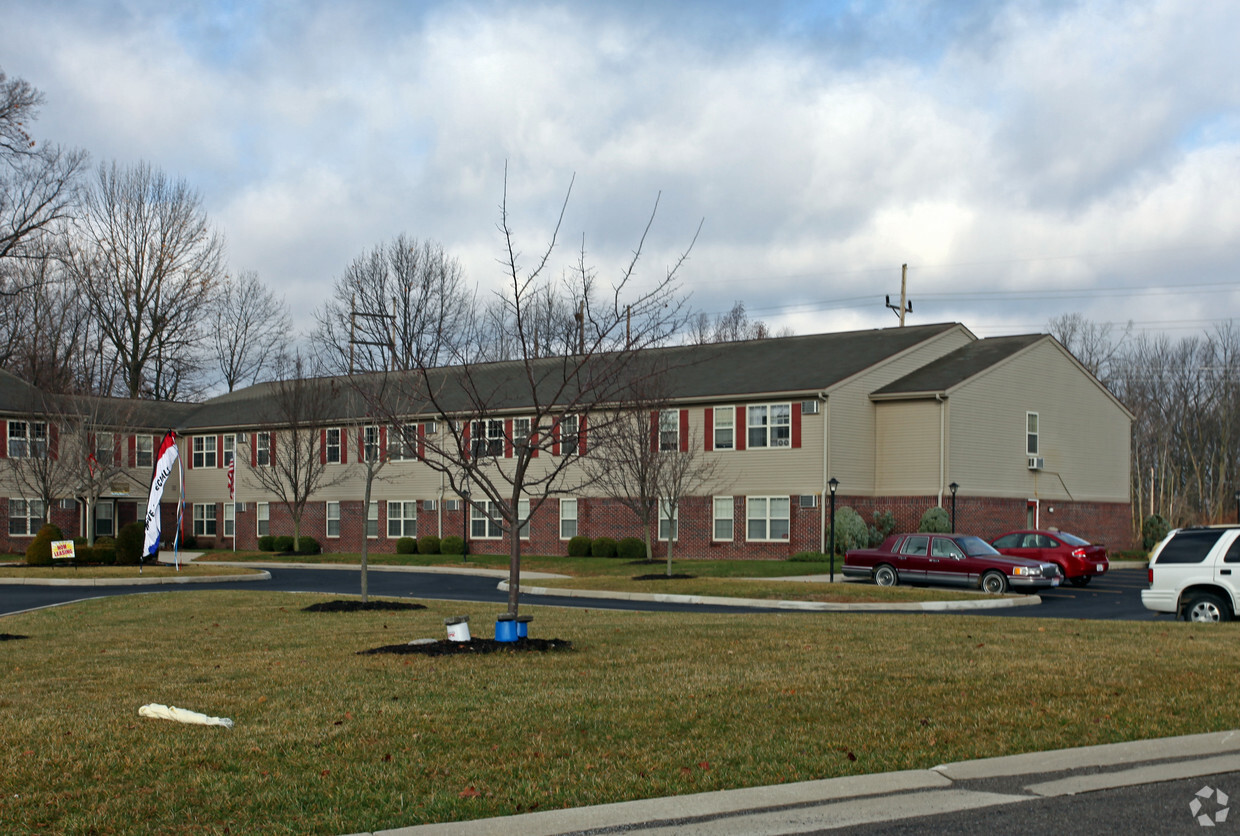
[{"x1": 361, "y1": 475, "x2": 372, "y2": 603}]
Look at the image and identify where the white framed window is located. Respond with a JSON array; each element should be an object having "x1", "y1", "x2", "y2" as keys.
[
  {"x1": 255, "y1": 432, "x2": 272, "y2": 467},
  {"x1": 1026, "y1": 412, "x2": 1039, "y2": 456},
  {"x1": 222, "y1": 434, "x2": 236, "y2": 466},
  {"x1": 747, "y1": 496, "x2": 790, "y2": 541},
  {"x1": 747, "y1": 404, "x2": 791, "y2": 449},
  {"x1": 513, "y1": 417, "x2": 531, "y2": 451},
  {"x1": 366, "y1": 500, "x2": 379, "y2": 538},
  {"x1": 8, "y1": 498, "x2": 44, "y2": 536},
  {"x1": 223, "y1": 502, "x2": 235, "y2": 537},
  {"x1": 94, "y1": 501, "x2": 114, "y2": 538},
  {"x1": 135, "y1": 435, "x2": 154, "y2": 469},
  {"x1": 193, "y1": 503, "x2": 217, "y2": 537},
  {"x1": 471, "y1": 500, "x2": 503, "y2": 539},
  {"x1": 363, "y1": 426, "x2": 381, "y2": 463},
  {"x1": 713, "y1": 496, "x2": 734, "y2": 541},
  {"x1": 658, "y1": 498, "x2": 678, "y2": 541},
  {"x1": 560, "y1": 414, "x2": 579, "y2": 454},
  {"x1": 517, "y1": 498, "x2": 530, "y2": 539},
  {"x1": 471, "y1": 419, "x2": 504, "y2": 458},
  {"x1": 256, "y1": 502, "x2": 269, "y2": 536},
  {"x1": 387, "y1": 501, "x2": 417, "y2": 538},
  {"x1": 95, "y1": 432, "x2": 115, "y2": 466},
  {"x1": 713, "y1": 407, "x2": 734, "y2": 451},
  {"x1": 559, "y1": 498, "x2": 577, "y2": 539},
  {"x1": 390, "y1": 424, "x2": 417, "y2": 461},
  {"x1": 326, "y1": 501, "x2": 340, "y2": 538},
  {"x1": 8, "y1": 420, "x2": 47, "y2": 459},
  {"x1": 659, "y1": 410, "x2": 679, "y2": 452},
  {"x1": 325, "y1": 428, "x2": 341, "y2": 463},
  {"x1": 192, "y1": 435, "x2": 217, "y2": 469}
]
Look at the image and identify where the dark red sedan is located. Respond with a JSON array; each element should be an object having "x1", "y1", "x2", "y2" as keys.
[{"x1": 991, "y1": 529, "x2": 1109, "y2": 586}]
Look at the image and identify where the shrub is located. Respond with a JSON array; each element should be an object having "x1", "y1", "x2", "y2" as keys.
[
  {"x1": 828, "y1": 506, "x2": 870, "y2": 555},
  {"x1": 567, "y1": 535, "x2": 591, "y2": 557},
  {"x1": 918, "y1": 506, "x2": 951, "y2": 533},
  {"x1": 93, "y1": 536, "x2": 117, "y2": 566},
  {"x1": 417, "y1": 535, "x2": 440, "y2": 555},
  {"x1": 789, "y1": 551, "x2": 828, "y2": 562},
  {"x1": 258, "y1": 535, "x2": 276, "y2": 551},
  {"x1": 617, "y1": 536, "x2": 647, "y2": 560},
  {"x1": 873, "y1": 509, "x2": 897, "y2": 539},
  {"x1": 25, "y1": 523, "x2": 61, "y2": 566},
  {"x1": 591, "y1": 537, "x2": 618, "y2": 558},
  {"x1": 440, "y1": 535, "x2": 464, "y2": 555},
  {"x1": 74, "y1": 544, "x2": 95, "y2": 564},
  {"x1": 1142, "y1": 514, "x2": 1170, "y2": 552},
  {"x1": 115, "y1": 521, "x2": 144, "y2": 565},
  {"x1": 274, "y1": 535, "x2": 295, "y2": 552},
  {"x1": 395, "y1": 537, "x2": 418, "y2": 555},
  {"x1": 297, "y1": 536, "x2": 321, "y2": 555},
  {"x1": 181, "y1": 534, "x2": 197, "y2": 549}
]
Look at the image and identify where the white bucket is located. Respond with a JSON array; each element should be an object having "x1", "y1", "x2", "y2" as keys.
[{"x1": 444, "y1": 616, "x2": 471, "y2": 642}]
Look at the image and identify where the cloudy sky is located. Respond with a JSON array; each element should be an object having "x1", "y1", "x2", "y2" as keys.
[{"x1": 4, "y1": 0, "x2": 1239, "y2": 342}]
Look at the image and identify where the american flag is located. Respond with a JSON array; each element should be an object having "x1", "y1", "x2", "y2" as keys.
[{"x1": 227, "y1": 457, "x2": 235, "y2": 500}]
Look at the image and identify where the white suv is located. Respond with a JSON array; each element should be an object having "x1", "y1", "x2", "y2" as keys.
[{"x1": 1142, "y1": 526, "x2": 1240, "y2": 622}]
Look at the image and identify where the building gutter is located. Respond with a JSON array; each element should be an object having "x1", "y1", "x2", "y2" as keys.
[{"x1": 937, "y1": 394, "x2": 946, "y2": 508}]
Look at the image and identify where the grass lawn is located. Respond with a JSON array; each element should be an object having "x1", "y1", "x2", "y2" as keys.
[
  {"x1": 2, "y1": 590, "x2": 1238, "y2": 834},
  {"x1": 0, "y1": 564, "x2": 265, "y2": 579}
]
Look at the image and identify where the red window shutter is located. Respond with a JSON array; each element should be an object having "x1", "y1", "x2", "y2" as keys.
[
  {"x1": 417, "y1": 423, "x2": 426, "y2": 460},
  {"x1": 379, "y1": 426, "x2": 387, "y2": 462},
  {"x1": 185, "y1": 435, "x2": 193, "y2": 469},
  {"x1": 736, "y1": 406, "x2": 746, "y2": 451},
  {"x1": 216, "y1": 435, "x2": 224, "y2": 468},
  {"x1": 792, "y1": 402, "x2": 802, "y2": 449},
  {"x1": 552, "y1": 420, "x2": 561, "y2": 456},
  {"x1": 127, "y1": 435, "x2": 136, "y2": 467},
  {"x1": 320, "y1": 429, "x2": 327, "y2": 464},
  {"x1": 0, "y1": 421, "x2": 7, "y2": 458},
  {"x1": 504, "y1": 419, "x2": 513, "y2": 458},
  {"x1": 679, "y1": 409, "x2": 689, "y2": 453},
  {"x1": 704, "y1": 408, "x2": 714, "y2": 452},
  {"x1": 462, "y1": 422, "x2": 471, "y2": 461},
  {"x1": 50, "y1": 424, "x2": 60, "y2": 461},
  {"x1": 269, "y1": 432, "x2": 276, "y2": 465},
  {"x1": 530, "y1": 427, "x2": 539, "y2": 458},
  {"x1": 250, "y1": 433, "x2": 257, "y2": 468},
  {"x1": 341, "y1": 428, "x2": 349, "y2": 464},
  {"x1": 649, "y1": 410, "x2": 659, "y2": 453},
  {"x1": 578, "y1": 414, "x2": 587, "y2": 455}
]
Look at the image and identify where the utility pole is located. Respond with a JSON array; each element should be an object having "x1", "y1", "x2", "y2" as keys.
[{"x1": 885, "y1": 264, "x2": 913, "y2": 326}]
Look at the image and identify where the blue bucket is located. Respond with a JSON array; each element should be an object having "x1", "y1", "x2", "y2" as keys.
[
  {"x1": 495, "y1": 616, "x2": 517, "y2": 643},
  {"x1": 516, "y1": 615, "x2": 532, "y2": 639}
]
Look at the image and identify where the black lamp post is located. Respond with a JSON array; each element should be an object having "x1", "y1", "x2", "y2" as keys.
[
  {"x1": 949, "y1": 482, "x2": 959, "y2": 533},
  {"x1": 828, "y1": 477, "x2": 839, "y2": 582},
  {"x1": 460, "y1": 472, "x2": 470, "y2": 563}
]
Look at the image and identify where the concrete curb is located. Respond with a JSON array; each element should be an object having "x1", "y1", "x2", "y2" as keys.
[
  {"x1": 499, "y1": 581, "x2": 1043, "y2": 612},
  {"x1": 351, "y1": 730, "x2": 1240, "y2": 836},
  {"x1": 0, "y1": 570, "x2": 271, "y2": 586},
  {"x1": 201, "y1": 561, "x2": 569, "y2": 580}
]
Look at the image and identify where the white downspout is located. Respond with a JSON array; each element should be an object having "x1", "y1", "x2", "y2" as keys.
[
  {"x1": 819, "y1": 392, "x2": 829, "y2": 554},
  {"x1": 936, "y1": 394, "x2": 945, "y2": 508}
]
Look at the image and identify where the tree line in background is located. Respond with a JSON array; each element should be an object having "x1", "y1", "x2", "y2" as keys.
[
  {"x1": 1049, "y1": 313, "x2": 1240, "y2": 536},
  {"x1": 0, "y1": 69, "x2": 779, "y2": 402}
]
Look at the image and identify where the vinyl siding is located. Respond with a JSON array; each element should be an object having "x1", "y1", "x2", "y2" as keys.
[{"x1": 875, "y1": 400, "x2": 943, "y2": 494}]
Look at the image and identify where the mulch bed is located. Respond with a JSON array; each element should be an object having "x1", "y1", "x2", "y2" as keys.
[
  {"x1": 359, "y1": 638, "x2": 573, "y2": 657},
  {"x1": 632, "y1": 573, "x2": 696, "y2": 581},
  {"x1": 302, "y1": 601, "x2": 427, "y2": 613},
  {"x1": 1, "y1": 633, "x2": 29, "y2": 641}
]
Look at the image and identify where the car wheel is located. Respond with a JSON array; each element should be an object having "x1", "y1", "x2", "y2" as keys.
[
  {"x1": 981, "y1": 570, "x2": 1008, "y2": 594},
  {"x1": 874, "y1": 564, "x2": 898, "y2": 587},
  {"x1": 1184, "y1": 593, "x2": 1230, "y2": 623},
  {"x1": 1069, "y1": 576, "x2": 1091, "y2": 587}
]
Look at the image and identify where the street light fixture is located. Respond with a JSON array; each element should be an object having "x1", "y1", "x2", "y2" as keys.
[
  {"x1": 949, "y1": 482, "x2": 959, "y2": 533},
  {"x1": 828, "y1": 477, "x2": 839, "y2": 583}
]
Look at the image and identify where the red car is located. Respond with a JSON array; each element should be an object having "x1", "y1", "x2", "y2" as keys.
[
  {"x1": 990, "y1": 530, "x2": 1109, "y2": 587},
  {"x1": 843, "y1": 533, "x2": 1061, "y2": 594}
]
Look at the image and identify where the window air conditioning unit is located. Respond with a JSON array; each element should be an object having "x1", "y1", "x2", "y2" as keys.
[
  {"x1": 799, "y1": 494, "x2": 819, "y2": 508},
  {"x1": 234, "y1": 502, "x2": 247, "y2": 512},
  {"x1": 424, "y1": 421, "x2": 438, "y2": 435},
  {"x1": 801, "y1": 400, "x2": 821, "y2": 415},
  {"x1": 422, "y1": 500, "x2": 437, "y2": 511},
  {"x1": 443, "y1": 499, "x2": 461, "y2": 512},
  {"x1": 1028, "y1": 457, "x2": 1044, "y2": 470},
  {"x1": 59, "y1": 498, "x2": 77, "y2": 510}
]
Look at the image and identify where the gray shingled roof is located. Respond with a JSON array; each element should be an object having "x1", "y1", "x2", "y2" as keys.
[{"x1": 871, "y1": 334, "x2": 1045, "y2": 397}]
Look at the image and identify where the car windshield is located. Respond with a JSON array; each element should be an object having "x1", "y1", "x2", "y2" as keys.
[
  {"x1": 1056, "y1": 532, "x2": 1090, "y2": 546},
  {"x1": 955, "y1": 536, "x2": 1001, "y2": 556}
]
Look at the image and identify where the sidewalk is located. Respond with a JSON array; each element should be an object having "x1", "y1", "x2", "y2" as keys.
[{"x1": 346, "y1": 730, "x2": 1240, "y2": 835}]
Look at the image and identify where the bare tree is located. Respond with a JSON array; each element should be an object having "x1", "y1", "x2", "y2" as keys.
[
  {"x1": 67, "y1": 161, "x2": 223, "y2": 399},
  {"x1": 1047, "y1": 312, "x2": 1130, "y2": 386},
  {"x1": 242, "y1": 353, "x2": 346, "y2": 547},
  {"x1": 363, "y1": 173, "x2": 699, "y2": 616},
  {"x1": 0, "y1": 70, "x2": 86, "y2": 285},
  {"x1": 688, "y1": 300, "x2": 790, "y2": 344},
  {"x1": 653, "y1": 424, "x2": 723, "y2": 575},
  {"x1": 209, "y1": 270, "x2": 291, "y2": 392},
  {"x1": 313, "y1": 235, "x2": 474, "y2": 373}
]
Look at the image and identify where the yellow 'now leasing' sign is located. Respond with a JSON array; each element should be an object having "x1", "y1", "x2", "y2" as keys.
[{"x1": 51, "y1": 540, "x2": 75, "y2": 560}]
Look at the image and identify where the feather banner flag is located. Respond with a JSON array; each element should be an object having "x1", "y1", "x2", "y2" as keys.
[{"x1": 143, "y1": 431, "x2": 179, "y2": 561}]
